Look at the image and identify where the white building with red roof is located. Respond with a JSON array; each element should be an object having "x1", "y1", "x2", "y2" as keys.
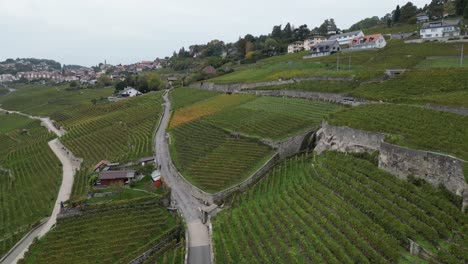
[{"x1": 349, "y1": 34, "x2": 387, "y2": 50}]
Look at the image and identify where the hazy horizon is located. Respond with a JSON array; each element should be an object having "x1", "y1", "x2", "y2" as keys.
[{"x1": 1, "y1": 0, "x2": 429, "y2": 66}]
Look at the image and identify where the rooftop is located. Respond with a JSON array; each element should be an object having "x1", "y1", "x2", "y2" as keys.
[
  {"x1": 329, "y1": 30, "x2": 363, "y2": 40},
  {"x1": 421, "y1": 19, "x2": 461, "y2": 29},
  {"x1": 99, "y1": 170, "x2": 136, "y2": 180}
]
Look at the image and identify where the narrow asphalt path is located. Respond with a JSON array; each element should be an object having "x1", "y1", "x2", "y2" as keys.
[
  {"x1": 154, "y1": 91, "x2": 212, "y2": 264},
  {"x1": 0, "y1": 111, "x2": 80, "y2": 264}
]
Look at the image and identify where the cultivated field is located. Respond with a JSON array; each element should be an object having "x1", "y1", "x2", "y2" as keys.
[
  {"x1": 60, "y1": 92, "x2": 164, "y2": 166},
  {"x1": 0, "y1": 84, "x2": 113, "y2": 119},
  {"x1": 353, "y1": 69, "x2": 468, "y2": 107},
  {"x1": 20, "y1": 198, "x2": 181, "y2": 264},
  {"x1": 170, "y1": 120, "x2": 274, "y2": 193},
  {"x1": 169, "y1": 89, "x2": 341, "y2": 192},
  {"x1": 213, "y1": 152, "x2": 467, "y2": 264},
  {"x1": 205, "y1": 96, "x2": 342, "y2": 139},
  {"x1": 327, "y1": 104, "x2": 468, "y2": 160},
  {"x1": 417, "y1": 56, "x2": 468, "y2": 69},
  {"x1": 0, "y1": 113, "x2": 61, "y2": 257},
  {"x1": 169, "y1": 87, "x2": 218, "y2": 110}
]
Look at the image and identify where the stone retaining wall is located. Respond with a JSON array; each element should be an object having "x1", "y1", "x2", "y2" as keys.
[
  {"x1": 425, "y1": 104, "x2": 468, "y2": 116},
  {"x1": 314, "y1": 121, "x2": 468, "y2": 205},
  {"x1": 262, "y1": 127, "x2": 318, "y2": 159},
  {"x1": 189, "y1": 76, "x2": 354, "y2": 93}
]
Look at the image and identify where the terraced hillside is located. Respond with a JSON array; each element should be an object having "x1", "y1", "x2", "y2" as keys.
[
  {"x1": 169, "y1": 89, "x2": 341, "y2": 192},
  {"x1": 0, "y1": 113, "x2": 61, "y2": 257},
  {"x1": 213, "y1": 152, "x2": 467, "y2": 264},
  {"x1": 251, "y1": 80, "x2": 359, "y2": 94},
  {"x1": 205, "y1": 96, "x2": 342, "y2": 140},
  {"x1": 20, "y1": 198, "x2": 182, "y2": 264},
  {"x1": 208, "y1": 41, "x2": 461, "y2": 84},
  {"x1": 352, "y1": 69, "x2": 468, "y2": 107},
  {"x1": 60, "y1": 92, "x2": 164, "y2": 165},
  {"x1": 327, "y1": 104, "x2": 468, "y2": 161},
  {"x1": 0, "y1": 84, "x2": 113, "y2": 119}
]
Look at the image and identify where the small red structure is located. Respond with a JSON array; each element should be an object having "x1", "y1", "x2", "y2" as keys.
[
  {"x1": 151, "y1": 170, "x2": 162, "y2": 188},
  {"x1": 93, "y1": 160, "x2": 110, "y2": 172}
]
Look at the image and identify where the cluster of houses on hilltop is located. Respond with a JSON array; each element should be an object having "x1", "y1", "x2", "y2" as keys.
[
  {"x1": 290, "y1": 30, "x2": 388, "y2": 58},
  {"x1": 290, "y1": 16, "x2": 465, "y2": 58}
]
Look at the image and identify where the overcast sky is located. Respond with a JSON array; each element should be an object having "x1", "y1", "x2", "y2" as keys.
[{"x1": 0, "y1": 0, "x2": 429, "y2": 66}]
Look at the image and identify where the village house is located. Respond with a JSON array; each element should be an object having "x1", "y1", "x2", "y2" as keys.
[
  {"x1": 420, "y1": 19, "x2": 461, "y2": 39},
  {"x1": 287, "y1": 41, "x2": 305, "y2": 53},
  {"x1": 303, "y1": 36, "x2": 327, "y2": 51},
  {"x1": 416, "y1": 12, "x2": 429, "y2": 23},
  {"x1": 327, "y1": 25, "x2": 339, "y2": 35},
  {"x1": 119, "y1": 87, "x2": 142, "y2": 98},
  {"x1": 329, "y1": 30, "x2": 364, "y2": 45},
  {"x1": 307, "y1": 40, "x2": 341, "y2": 58},
  {"x1": 349, "y1": 34, "x2": 387, "y2": 50},
  {"x1": 98, "y1": 170, "x2": 136, "y2": 186}
]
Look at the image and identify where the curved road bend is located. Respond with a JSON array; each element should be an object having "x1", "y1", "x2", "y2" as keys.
[
  {"x1": 0, "y1": 112, "x2": 79, "y2": 264},
  {"x1": 155, "y1": 92, "x2": 212, "y2": 264}
]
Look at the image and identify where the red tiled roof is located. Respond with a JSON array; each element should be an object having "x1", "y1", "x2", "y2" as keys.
[
  {"x1": 93, "y1": 160, "x2": 110, "y2": 171},
  {"x1": 350, "y1": 34, "x2": 383, "y2": 45}
]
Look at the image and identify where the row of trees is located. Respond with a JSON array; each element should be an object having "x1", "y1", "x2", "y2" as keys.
[{"x1": 114, "y1": 72, "x2": 164, "y2": 93}]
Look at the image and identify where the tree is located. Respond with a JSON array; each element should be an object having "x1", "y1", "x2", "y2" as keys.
[
  {"x1": 400, "y1": 2, "x2": 418, "y2": 23},
  {"x1": 69, "y1": 81, "x2": 78, "y2": 88},
  {"x1": 271, "y1": 25, "x2": 283, "y2": 39},
  {"x1": 427, "y1": 0, "x2": 444, "y2": 19},
  {"x1": 283, "y1": 23, "x2": 293, "y2": 42},
  {"x1": 349, "y1": 16, "x2": 381, "y2": 31},
  {"x1": 109, "y1": 182, "x2": 125, "y2": 200},
  {"x1": 96, "y1": 74, "x2": 112, "y2": 87},
  {"x1": 293, "y1": 25, "x2": 310, "y2": 41},
  {"x1": 147, "y1": 72, "x2": 164, "y2": 91},
  {"x1": 455, "y1": 0, "x2": 467, "y2": 16},
  {"x1": 393, "y1": 5, "x2": 401, "y2": 23}
]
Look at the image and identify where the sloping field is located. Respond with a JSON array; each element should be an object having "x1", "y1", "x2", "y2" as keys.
[
  {"x1": 169, "y1": 87, "x2": 218, "y2": 110},
  {"x1": 0, "y1": 84, "x2": 113, "y2": 119},
  {"x1": 170, "y1": 120, "x2": 274, "y2": 193},
  {"x1": 169, "y1": 94, "x2": 255, "y2": 128},
  {"x1": 205, "y1": 96, "x2": 342, "y2": 140},
  {"x1": 0, "y1": 113, "x2": 61, "y2": 258},
  {"x1": 213, "y1": 152, "x2": 467, "y2": 264},
  {"x1": 208, "y1": 41, "x2": 461, "y2": 84},
  {"x1": 60, "y1": 92, "x2": 164, "y2": 165},
  {"x1": 353, "y1": 69, "x2": 468, "y2": 107},
  {"x1": 20, "y1": 198, "x2": 181, "y2": 264},
  {"x1": 327, "y1": 104, "x2": 468, "y2": 161},
  {"x1": 169, "y1": 89, "x2": 341, "y2": 192},
  {"x1": 251, "y1": 80, "x2": 359, "y2": 94}
]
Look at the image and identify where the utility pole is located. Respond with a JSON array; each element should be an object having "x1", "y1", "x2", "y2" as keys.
[{"x1": 461, "y1": 44, "x2": 464, "y2": 67}]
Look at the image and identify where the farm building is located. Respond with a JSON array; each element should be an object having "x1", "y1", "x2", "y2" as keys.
[
  {"x1": 349, "y1": 34, "x2": 387, "y2": 50},
  {"x1": 119, "y1": 87, "x2": 142, "y2": 98},
  {"x1": 98, "y1": 170, "x2": 136, "y2": 186}
]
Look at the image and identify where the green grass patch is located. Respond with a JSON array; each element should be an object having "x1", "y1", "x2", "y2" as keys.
[
  {"x1": 21, "y1": 198, "x2": 181, "y2": 264},
  {"x1": 0, "y1": 114, "x2": 61, "y2": 257},
  {"x1": 417, "y1": 56, "x2": 468, "y2": 69},
  {"x1": 327, "y1": 104, "x2": 468, "y2": 160},
  {"x1": 213, "y1": 152, "x2": 467, "y2": 263}
]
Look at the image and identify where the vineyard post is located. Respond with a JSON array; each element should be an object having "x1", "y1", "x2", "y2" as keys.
[{"x1": 461, "y1": 44, "x2": 464, "y2": 67}]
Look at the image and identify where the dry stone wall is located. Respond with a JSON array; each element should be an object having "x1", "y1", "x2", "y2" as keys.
[
  {"x1": 189, "y1": 76, "x2": 354, "y2": 93},
  {"x1": 314, "y1": 121, "x2": 468, "y2": 204},
  {"x1": 261, "y1": 128, "x2": 317, "y2": 159}
]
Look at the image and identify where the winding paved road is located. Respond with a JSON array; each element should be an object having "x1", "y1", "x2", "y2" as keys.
[
  {"x1": 154, "y1": 91, "x2": 212, "y2": 264},
  {"x1": 0, "y1": 111, "x2": 80, "y2": 264}
]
